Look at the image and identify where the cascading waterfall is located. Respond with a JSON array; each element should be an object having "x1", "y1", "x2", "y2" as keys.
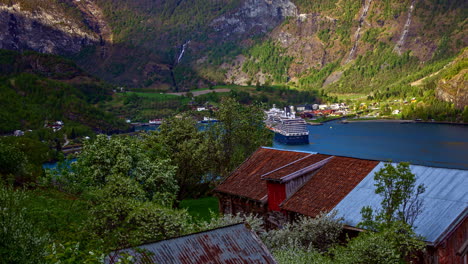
[
  {"x1": 176, "y1": 40, "x2": 190, "y2": 64},
  {"x1": 345, "y1": 0, "x2": 372, "y2": 64},
  {"x1": 171, "y1": 40, "x2": 191, "y2": 92},
  {"x1": 394, "y1": 0, "x2": 416, "y2": 55}
]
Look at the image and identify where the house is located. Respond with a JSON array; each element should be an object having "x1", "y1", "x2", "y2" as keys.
[
  {"x1": 214, "y1": 147, "x2": 468, "y2": 264},
  {"x1": 296, "y1": 104, "x2": 313, "y2": 112},
  {"x1": 330, "y1": 103, "x2": 340, "y2": 110},
  {"x1": 319, "y1": 104, "x2": 328, "y2": 110},
  {"x1": 105, "y1": 223, "x2": 277, "y2": 264}
]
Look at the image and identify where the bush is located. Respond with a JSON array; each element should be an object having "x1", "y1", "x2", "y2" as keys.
[{"x1": 0, "y1": 185, "x2": 50, "y2": 263}]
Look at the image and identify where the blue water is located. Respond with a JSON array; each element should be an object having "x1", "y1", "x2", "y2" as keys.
[
  {"x1": 43, "y1": 158, "x2": 77, "y2": 170},
  {"x1": 273, "y1": 120, "x2": 468, "y2": 169},
  {"x1": 44, "y1": 121, "x2": 468, "y2": 170}
]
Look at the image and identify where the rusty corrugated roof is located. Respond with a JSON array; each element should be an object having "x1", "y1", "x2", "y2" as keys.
[
  {"x1": 279, "y1": 156, "x2": 379, "y2": 217},
  {"x1": 214, "y1": 148, "x2": 312, "y2": 201},
  {"x1": 261, "y1": 154, "x2": 331, "y2": 181},
  {"x1": 105, "y1": 223, "x2": 277, "y2": 264}
]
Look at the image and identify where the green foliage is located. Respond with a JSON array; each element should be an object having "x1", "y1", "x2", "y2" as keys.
[
  {"x1": 0, "y1": 142, "x2": 33, "y2": 185},
  {"x1": 202, "y1": 212, "x2": 265, "y2": 234},
  {"x1": 317, "y1": 29, "x2": 331, "y2": 43},
  {"x1": 0, "y1": 136, "x2": 55, "y2": 185},
  {"x1": 0, "y1": 185, "x2": 49, "y2": 264},
  {"x1": 329, "y1": 222, "x2": 423, "y2": 264},
  {"x1": 361, "y1": 28, "x2": 382, "y2": 44},
  {"x1": 360, "y1": 162, "x2": 425, "y2": 229},
  {"x1": 153, "y1": 115, "x2": 209, "y2": 200},
  {"x1": 401, "y1": 99, "x2": 464, "y2": 122},
  {"x1": 329, "y1": 42, "x2": 419, "y2": 93},
  {"x1": 58, "y1": 135, "x2": 178, "y2": 205},
  {"x1": 207, "y1": 98, "x2": 273, "y2": 177},
  {"x1": 263, "y1": 212, "x2": 343, "y2": 252},
  {"x1": 273, "y1": 248, "x2": 332, "y2": 264},
  {"x1": 180, "y1": 197, "x2": 219, "y2": 222},
  {"x1": 292, "y1": 0, "x2": 339, "y2": 13},
  {"x1": 0, "y1": 50, "x2": 128, "y2": 134},
  {"x1": 299, "y1": 61, "x2": 339, "y2": 89},
  {"x1": 85, "y1": 178, "x2": 194, "y2": 250},
  {"x1": 45, "y1": 242, "x2": 104, "y2": 264},
  {"x1": 242, "y1": 41, "x2": 293, "y2": 83}
]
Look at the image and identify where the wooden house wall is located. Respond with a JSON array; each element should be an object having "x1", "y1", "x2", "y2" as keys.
[{"x1": 432, "y1": 216, "x2": 468, "y2": 264}]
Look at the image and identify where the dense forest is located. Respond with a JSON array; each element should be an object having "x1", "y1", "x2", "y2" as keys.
[{"x1": 0, "y1": 50, "x2": 128, "y2": 134}]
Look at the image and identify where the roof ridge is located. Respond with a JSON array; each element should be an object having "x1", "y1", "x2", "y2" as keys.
[
  {"x1": 280, "y1": 156, "x2": 335, "y2": 183},
  {"x1": 260, "y1": 153, "x2": 314, "y2": 179},
  {"x1": 111, "y1": 223, "x2": 247, "y2": 252}
]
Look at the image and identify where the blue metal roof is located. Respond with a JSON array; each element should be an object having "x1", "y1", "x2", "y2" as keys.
[
  {"x1": 333, "y1": 162, "x2": 468, "y2": 244},
  {"x1": 106, "y1": 223, "x2": 277, "y2": 264}
]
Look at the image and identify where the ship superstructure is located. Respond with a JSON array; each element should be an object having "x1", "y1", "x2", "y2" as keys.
[{"x1": 265, "y1": 105, "x2": 309, "y2": 145}]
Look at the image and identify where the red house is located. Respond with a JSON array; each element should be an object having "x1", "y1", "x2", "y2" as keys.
[{"x1": 214, "y1": 147, "x2": 468, "y2": 264}]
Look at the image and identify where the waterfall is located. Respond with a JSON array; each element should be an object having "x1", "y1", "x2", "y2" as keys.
[
  {"x1": 176, "y1": 40, "x2": 190, "y2": 64},
  {"x1": 345, "y1": 0, "x2": 372, "y2": 64},
  {"x1": 394, "y1": 0, "x2": 415, "y2": 55}
]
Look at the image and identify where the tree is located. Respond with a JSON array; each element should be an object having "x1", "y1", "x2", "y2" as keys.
[
  {"x1": 153, "y1": 114, "x2": 209, "y2": 201},
  {"x1": 207, "y1": 98, "x2": 273, "y2": 177},
  {"x1": 360, "y1": 162, "x2": 426, "y2": 229},
  {"x1": 357, "y1": 162, "x2": 427, "y2": 261},
  {"x1": 85, "y1": 175, "x2": 194, "y2": 251},
  {"x1": 57, "y1": 135, "x2": 178, "y2": 205}
]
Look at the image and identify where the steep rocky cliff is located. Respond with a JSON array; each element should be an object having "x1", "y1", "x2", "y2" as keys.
[
  {"x1": 0, "y1": 0, "x2": 466, "y2": 96},
  {"x1": 0, "y1": 1, "x2": 106, "y2": 54},
  {"x1": 223, "y1": 0, "x2": 467, "y2": 89}
]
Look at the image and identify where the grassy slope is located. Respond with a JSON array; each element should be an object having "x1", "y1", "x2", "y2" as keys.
[{"x1": 180, "y1": 197, "x2": 219, "y2": 222}]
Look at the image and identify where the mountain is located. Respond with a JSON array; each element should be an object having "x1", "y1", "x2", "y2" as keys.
[
  {"x1": 0, "y1": 49, "x2": 129, "y2": 134},
  {"x1": 0, "y1": 0, "x2": 466, "y2": 100}
]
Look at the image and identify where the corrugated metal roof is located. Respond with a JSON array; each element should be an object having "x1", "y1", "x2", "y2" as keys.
[
  {"x1": 281, "y1": 156, "x2": 379, "y2": 217},
  {"x1": 333, "y1": 162, "x2": 468, "y2": 243},
  {"x1": 261, "y1": 154, "x2": 331, "y2": 181},
  {"x1": 215, "y1": 147, "x2": 312, "y2": 201},
  {"x1": 105, "y1": 223, "x2": 277, "y2": 264}
]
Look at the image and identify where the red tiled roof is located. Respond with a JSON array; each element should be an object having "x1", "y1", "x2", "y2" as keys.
[
  {"x1": 261, "y1": 154, "x2": 331, "y2": 181},
  {"x1": 280, "y1": 156, "x2": 379, "y2": 217},
  {"x1": 214, "y1": 148, "x2": 310, "y2": 201}
]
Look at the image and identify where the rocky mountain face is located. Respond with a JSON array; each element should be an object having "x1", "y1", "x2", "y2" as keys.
[
  {"x1": 0, "y1": 0, "x2": 110, "y2": 54},
  {"x1": 212, "y1": 0, "x2": 297, "y2": 39},
  {"x1": 435, "y1": 49, "x2": 468, "y2": 110},
  {"x1": 225, "y1": 0, "x2": 466, "y2": 86},
  {"x1": 0, "y1": 0, "x2": 466, "y2": 101}
]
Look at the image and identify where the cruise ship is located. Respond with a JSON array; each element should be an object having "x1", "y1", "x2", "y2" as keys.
[{"x1": 265, "y1": 105, "x2": 309, "y2": 145}]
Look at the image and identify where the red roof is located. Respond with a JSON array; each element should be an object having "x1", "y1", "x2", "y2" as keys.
[
  {"x1": 214, "y1": 148, "x2": 310, "y2": 201},
  {"x1": 215, "y1": 148, "x2": 379, "y2": 217},
  {"x1": 281, "y1": 156, "x2": 379, "y2": 217},
  {"x1": 261, "y1": 154, "x2": 331, "y2": 181}
]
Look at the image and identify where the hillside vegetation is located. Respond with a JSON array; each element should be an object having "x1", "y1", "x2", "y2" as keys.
[{"x1": 0, "y1": 49, "x2": 128, "y2": 134}]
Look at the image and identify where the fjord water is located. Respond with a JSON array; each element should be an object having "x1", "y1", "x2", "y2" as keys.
[{"x1": 273, "y1": 120, "x2": 468, "y2": 170}]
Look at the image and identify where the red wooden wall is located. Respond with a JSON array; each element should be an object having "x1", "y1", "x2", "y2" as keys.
[
  {"x1": 435, "y1": 216, "x2": 467, "y2": 264},
  {"x1": 267, "y1": 182, "x2": 286, "y2": 211}
]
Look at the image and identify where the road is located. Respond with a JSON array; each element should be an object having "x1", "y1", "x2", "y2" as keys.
[{"x1": 168, "y1": 88, "x2": 231, "y2": 97}]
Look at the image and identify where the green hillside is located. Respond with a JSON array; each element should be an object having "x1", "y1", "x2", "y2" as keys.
[{"x1": 0, "y1": 50, "x2": 129, "y2": 134}]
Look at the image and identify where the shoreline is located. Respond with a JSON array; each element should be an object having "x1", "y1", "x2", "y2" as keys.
[{"x1": 342, "y1": 119, "x2": 468, "y2": 125}]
